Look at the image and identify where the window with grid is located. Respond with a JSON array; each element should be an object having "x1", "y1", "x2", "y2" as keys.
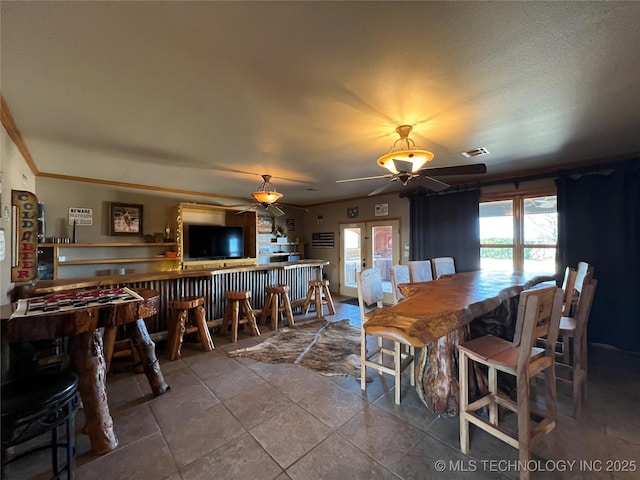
[{"x1": 479, "y1": 194, "x2": 557, "y2": 273}]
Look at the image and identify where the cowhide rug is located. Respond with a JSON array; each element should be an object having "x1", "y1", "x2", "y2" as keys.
[{"x1": 227, "y1": 319, "x2": 363, "y2": 380}]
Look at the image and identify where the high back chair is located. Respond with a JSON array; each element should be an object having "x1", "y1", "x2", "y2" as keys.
[
  {"x1": 560, "y1": 266, "x2": 577, "y2": 314},
  {"x1": 358, "y1": 268, "x2": 414, "y2": 405},
  {"x1": 558, "y1": 279, "x2": 597, "y2": 417},
  {"x1": 390, "y1": 264, "x2": 410, "y2": 304},
  {"x1": 432, "y1": 257, "x2": 456, "y2": 279},
  {"x1": 459, "y1": 285, "x2": 563, "y2": 480},
  {"x1": 559, "y1": 261, "x2": 593, "y2": 362},
  {"x1": 407, "y1": 260, "x2": 433, "y2": 283}
]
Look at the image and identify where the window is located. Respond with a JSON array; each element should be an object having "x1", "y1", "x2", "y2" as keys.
[{"x1": 480, "y1": 194, "x2": 557, "y2": 273}]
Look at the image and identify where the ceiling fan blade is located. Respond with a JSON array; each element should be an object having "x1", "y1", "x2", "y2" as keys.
[
  {"x1": 234, "y1": 205, "x2": 258, "y2": 215},
  {"x1": 420, "y1": 176, "x2": 450, "y2": 192},
  {"x1": 336, "y1": 174, "x2": 392, "y2": 183},
  {"x1": 419, "y1": 163, "x2": 487, "y2": 176},
  {"x1": 368, "y1": 178, "x2": 399, "y2": 196},
  {"x1": 392, "y1": 159, "x2": 416, "y2": 173},
  {"x1": 267, "y1": 204, "x2": 285, "y2": 217}
]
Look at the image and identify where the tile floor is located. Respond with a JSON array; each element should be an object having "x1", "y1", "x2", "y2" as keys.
[{"x1": 5, "y1": 297, "x2": 640, "y2": 479}]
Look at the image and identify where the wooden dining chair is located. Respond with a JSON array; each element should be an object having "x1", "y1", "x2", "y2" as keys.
[
  {"x1": 560, "y1": 261, "x2": 593, "y2": 363},
  {"x1": 459, "y1": 285, "x2": 563, "y2": 480},
  {"x1": 358, "y1": 268, "x2": 414, "y2": 405},
  {"x1": 560, "y1": 266, "x2": 577, "y2": 315},
  {"x1": 407, "y1": 260, "x2": 433, "y2": 283},
  {"x1": 557, "y1": 279, "x2": 597, "y2": 417},
  {"x1": 390, "y1": 264, "x2": 410, "y2": 304}
]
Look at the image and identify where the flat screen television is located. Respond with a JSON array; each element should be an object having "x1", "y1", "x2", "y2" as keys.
[{"x1": 185, "y1": 224, "x2": 244, "y2": 260}]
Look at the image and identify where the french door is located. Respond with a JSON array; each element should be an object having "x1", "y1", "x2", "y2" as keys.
[{"x1": 339, "y1": 219, "x2": 400, "y2": 304}]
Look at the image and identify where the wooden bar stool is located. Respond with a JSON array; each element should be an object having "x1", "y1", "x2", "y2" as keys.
[
  {"x1": 260, "y1": 285, "x2": 295, "y2": 330},
  {"x1": 302, "y1": 279, "x2": 336, "y2": 318},
  {"x1": 167, "y1": 296, "x2": 214, "y2": 361},
  {"x1": 220, "y1": 291, "x2": 261, "y2": 343}
]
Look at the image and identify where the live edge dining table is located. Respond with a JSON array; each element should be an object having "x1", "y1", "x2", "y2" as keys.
[
  {"x1": 0, "y1": 288, "x2": 170, "y2": 455},
  {"x1": 364, "y1": 270, "x2": 552, "y2": 416}
]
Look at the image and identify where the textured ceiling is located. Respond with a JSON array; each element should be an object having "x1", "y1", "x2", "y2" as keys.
[{"x1": 2, "y1": 1, "x2": 640, "y2": 206}]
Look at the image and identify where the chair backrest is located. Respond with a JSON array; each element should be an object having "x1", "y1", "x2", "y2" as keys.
[
  {"x1": 512, "y1": 286, "x2": 563, "y2": 372},
  {"x1": 574, "y1": 261, "x2": 594, "y2": 295},
  {"x1": 575, "y1": 279, "x2": 597, "y2": 332},
  {"x1": 390, "y1": 265, "x2": 410, "y2": 304},
  {"x1": 408, "y1": 260, "x2": 433, "y2": 282},
  {"x1": 356, "y1": 268, "x2": 384, "y2": 323},
  {"x1": 432, "y1": 257, "x2": 456, "y2": 279},
  {"x1": 561, "y1": 266, "x2": 577, "y2": 313}
]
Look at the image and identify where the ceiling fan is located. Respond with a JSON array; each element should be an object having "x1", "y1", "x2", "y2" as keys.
[
  {"x1": 336, "y1": 125, "x2": 487, "y2": 196},
  {"x1": 234, "y1": 174, "x2": 288, "y2": 217}
]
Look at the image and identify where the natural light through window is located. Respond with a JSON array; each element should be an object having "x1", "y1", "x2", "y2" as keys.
[{"x1": 480, "y1": 195, "x2": 557, "y2": 273}]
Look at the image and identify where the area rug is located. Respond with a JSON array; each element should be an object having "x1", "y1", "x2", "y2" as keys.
[{"x1": 227, "y1": 319, "x2": 362, "y2": 380}]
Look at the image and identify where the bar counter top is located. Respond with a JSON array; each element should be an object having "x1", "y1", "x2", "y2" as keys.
[{"x1": 19, "y1": 259, "x2": 329, "y2": 296}]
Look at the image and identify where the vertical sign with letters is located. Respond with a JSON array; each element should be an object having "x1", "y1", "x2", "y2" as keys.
[{"x1": 11, "y1": 190, "x2": 38, "y2": 282}]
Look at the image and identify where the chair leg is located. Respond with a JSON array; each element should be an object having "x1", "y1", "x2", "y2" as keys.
[
  {"x1": 360, "y1": 329, "x2": 367, "y2": 392},
  {"x1": 167, "y1": 309, "x2": 187, "y2": 361},
  {"x1": 302, "y1": 287, "x2": 314, "y2": 314},
  {"x1": 282, "y1": 293, "x2": 295, "y2": 327},
  {"x1": 459, "y1": 350, "x2": 470, "y2": 454},
  {"x1": 270, "y1": 295, "x2": 279, "y2": 330},
  {"x1": 489, "y1": 365, "x2": 498, "y2": 425},
  {"x1": 193, "y1": 305, "x2": 214, "y2": 352},
  {"x1": 314, "y1": 286, "x2": 323, "y2": 318},
  {"x1": 562, "y1": 334, "x2": 571, "y2": 365},
  {"x1": 241, "y1": 299, "x2": 260, "y2": 337},
  {"x1": 102, "y1": 326, "x2": 117, "y2": 372},
  {"x1": 394, "y1": 341, "x2": 401, "y2": 405},
  {"x1": 516, "y1": 375, "x2": 532, "y2": 480},
  {"x1": 260, "y1": 293, "x2": 273, "y2": 325},
  {"x1": 230, "y1": 300, "x2": 240, "y2": 343},
  {"x1": 409, "y1": 346, "x2": 415, "y2": 387},
  {"x1": 323, "y1": 284, "x2": 336, "y2": 315}
]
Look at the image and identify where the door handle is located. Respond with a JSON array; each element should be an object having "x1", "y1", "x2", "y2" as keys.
[{"x1": 362, "y1": 258, "x2": 366, "y2": 268}]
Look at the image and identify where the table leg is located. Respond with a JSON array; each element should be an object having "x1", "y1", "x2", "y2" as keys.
[
  {"x1": 125, "y1": 318, "x2": 170, "y2": 396},
  {"x1": 68, "y1": 331, "x2": 118, "y2": 455}
]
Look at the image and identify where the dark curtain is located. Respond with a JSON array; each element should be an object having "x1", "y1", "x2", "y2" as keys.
[
  {"x1": 556, "y1": 160, "x2": 640, "y2": 352},
  {"x1": 408, "y1": 189, "x2": 480, "y2": 273}
]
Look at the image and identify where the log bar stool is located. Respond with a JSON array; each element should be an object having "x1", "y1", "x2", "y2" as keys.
[
  {"x1": 221, "y1": 291, "x2": 261, "y2": 343},
  {"x1": 167, "y1": 296, "x2": 214, "y2": 361},
  {"x1": 260, "y1": 285, "x2": 295, "y2": 330},
  {"x1": 302, "y1": 280, "x2": 336, "y2": 318}
]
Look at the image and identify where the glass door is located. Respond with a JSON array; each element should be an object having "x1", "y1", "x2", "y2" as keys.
[{"x1": 339, "y1": 219, "x2": 400, "y2": 304}]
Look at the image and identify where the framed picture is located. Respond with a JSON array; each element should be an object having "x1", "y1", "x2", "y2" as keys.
[
  {"x1": 109, "y1": 202, "x2": 143, "y2": 235},
  {"x1": 257, "y1": 215, "x2": 274, "y2": 234},
  {"x1": 347, "y1": 207, "x2": 359, "y2": 219},
  {"x1": 374, "y1": 203, "x2": 389, "y2": 216}
]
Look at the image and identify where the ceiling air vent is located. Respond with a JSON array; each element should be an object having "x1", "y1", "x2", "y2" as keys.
[{"x1": 461, "y1": 147, "x2": 489, "y2": 158}]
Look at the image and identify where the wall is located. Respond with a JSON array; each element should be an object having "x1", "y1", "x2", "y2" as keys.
[
  {"x1": 1, "y1": 127, "x2": 37, "y2": 304},
  {"x1": 301, "y1": 192, "x2": 411, "y2": 288}
]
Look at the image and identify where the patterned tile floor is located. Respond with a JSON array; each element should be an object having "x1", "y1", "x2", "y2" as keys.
[{"x1": 5, "y1": 296, "x2": 640, "y2": 479}]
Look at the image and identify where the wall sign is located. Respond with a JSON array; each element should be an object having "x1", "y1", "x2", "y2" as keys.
[
  {"x1": 11, "y1": 190, "x2": 38, "y2": 282},
  {"x1": 69, "y1": 207, "x2": 93, "y2": 225}
]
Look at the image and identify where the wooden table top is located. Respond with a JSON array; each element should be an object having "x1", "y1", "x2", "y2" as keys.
[
  {"x1": 364, "y1": 270, "x2": 552, "y2": 347},
  {"x1": 1, "y1": 288, "x2": 159, "y2": 343}
]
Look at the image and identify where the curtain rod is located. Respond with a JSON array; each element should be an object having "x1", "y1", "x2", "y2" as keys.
[{"x1": 400, "y1": 156, "x2": 640, "y2": 198}]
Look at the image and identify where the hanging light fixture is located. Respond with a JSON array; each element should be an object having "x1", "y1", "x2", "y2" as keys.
[
  {"x1": 377, "y1": 125, "x2": 434, "y2": 174},
  {"x1": 251, "y1": 174, "x2": 283, "y2": 205}
]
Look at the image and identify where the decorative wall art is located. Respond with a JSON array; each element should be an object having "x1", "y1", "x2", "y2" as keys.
[{"x1": 109, "y1": 203, "x2": 143, "y2": 236}]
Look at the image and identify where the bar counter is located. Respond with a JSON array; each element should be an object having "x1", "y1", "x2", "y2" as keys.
[{"x1": 15, "y1": 260, "x2": 328, "y2": 339}]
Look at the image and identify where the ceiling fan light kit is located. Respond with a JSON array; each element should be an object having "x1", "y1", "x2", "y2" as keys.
[
  {"x1": 252, "y1": 175, "x2": 283, "y2": 205},
  {"x1": 376, "y1": 125, "x2": 435, "y2": 174}
]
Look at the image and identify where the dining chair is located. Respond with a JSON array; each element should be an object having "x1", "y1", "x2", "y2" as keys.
[
  {"x1": 560, "y1": 266, "x2": 577, "y2": 315},
  {"x1": 432, "y1": 257, "x2": 456, "y2": 279},
  {"x1": 459, "y1": 285, "x2": 563, "y2": 480},
  {"x1": 558, "y1": 279, "x2": 597, "y2": 417},
  {"x1": 390, "y1": 264, "x2": 410, "y2": 304},
  {"x1": 560, "y1": 261, "x2": 593, "y2": 362},
  {"x1": 407, "y1": 260, "x2": 433, "y2": 282},
  {"x1": 358, "y1": 268, "x2": 414, "y2": 405}
]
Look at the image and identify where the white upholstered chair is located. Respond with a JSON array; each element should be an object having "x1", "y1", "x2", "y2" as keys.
[
  {"x1": 432, "y1": 257, "x2": 456, "y2": 279},
  {"x1": 407, "y1": 260, "x2": 433, "y2": 283},
  {"x1": 390, "y1": 264, "x2": 410, "y2": 304},
  {"x1": 358, "y1": 268, "x2": 414, "y2": 405}
]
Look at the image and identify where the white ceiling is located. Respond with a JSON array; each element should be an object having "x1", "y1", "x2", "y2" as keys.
[{"x1": 2, "y1": 1, "x2": 640, "y2": 206}]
